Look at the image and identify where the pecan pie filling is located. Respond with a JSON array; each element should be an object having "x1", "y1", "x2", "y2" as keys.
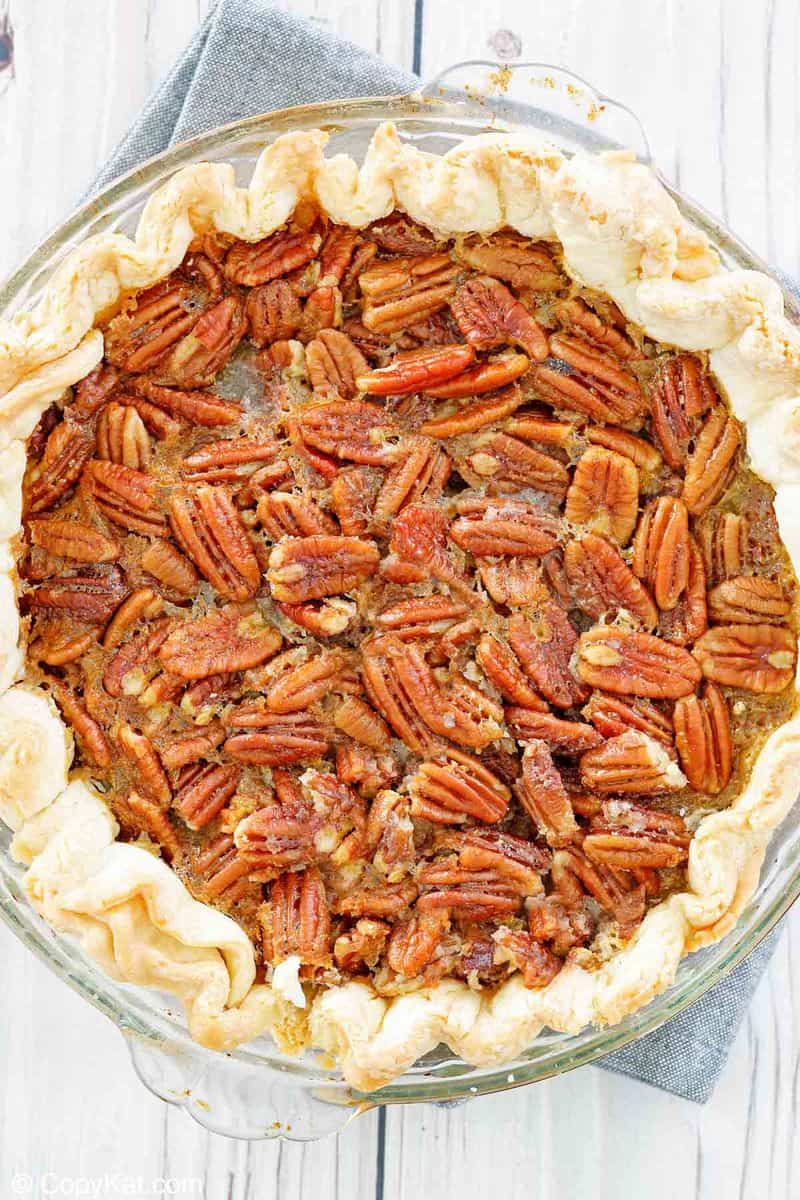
[{"x1": 17, "y1": 208, "x2": 799, "y2": 998}]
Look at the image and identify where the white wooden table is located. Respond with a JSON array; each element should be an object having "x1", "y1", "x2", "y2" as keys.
[{"x1": 1, "y1": 2, "x2": 799, "y2": 1196}]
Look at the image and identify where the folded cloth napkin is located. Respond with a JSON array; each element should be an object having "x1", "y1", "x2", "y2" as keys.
[{"x1": 89, "y1": 0, "x2": 783, "y2": 1104}]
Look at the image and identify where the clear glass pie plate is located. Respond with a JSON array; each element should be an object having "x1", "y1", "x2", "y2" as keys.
[{"x1": 1, "y1": 62, "x2": 798, "y2": 1141}]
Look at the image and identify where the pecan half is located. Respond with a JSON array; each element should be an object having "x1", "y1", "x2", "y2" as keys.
[
  {"x1": 160, "y1": 725, "x2": 225, "y2": 770},
  {"x1": 96, "y1": 402, "x2": 151, "y2": 469},
  {"x1": 125, "y1": 792, "x2": 182, "y2": 862},
  {"x1": 422, "y1": 357, "x2": 530, "y2": 404},
  {"x1": 450, "y1": 276, "x2": 549, "y2": 360},
  {"x1": 267, "y1": 534, "x2": 379, "y2": 603},
  {"x1": 160, "y1": 296, "x2": 247, "y2": 388},
  {"x1": 103, "y1": 617, "x2": 172, "y2": 696},
  {"x1": 372, "y1": 437, "x2": 451, "y2": 530},
  {"x1": 534, "y1": 335, "x2": 644, "y2": 425},
  {"x1": 362, "y1": 789, "x2": 414, "y2": 877},
  {"x1": 101, "y1": 586, "x2": 162, "y2": 649},
  {"x1": 682, "y1": 406, "x2": 741, "y2": 515},
  {"x1": 456, "y1": 234, "x2": 564, "y2": 291},
  {"x1": 193, "y1": 834, "x2": 253, "y2": 900},
  {"x1": 516, "y1": 739, "x2": 578, "y2": 846},
  {"x1": 374, "y1": 595, "x2": 469, "y2": 641},
  {"x1": 368, "y1": 213, "x2": 439, "y2": 255},
  {"x1": 297, "y1": 398, "x2": 402, "y2": 465},
  {"x1": 159, "y1": 606, "x2": 281, "y2": 679},
  {"x1": 27, "y1": 518, "x2": 119, "y2": 564},
  {"x1": 583, "y1": 800, "x2": 691, "y2": 869},
  {"x1": 580, "y1": 731, "x2": 686, "y2": 794},
  {"x1": 356, "y1": 344, "x2": 475, "y2": 396},
  {"x1": 692, "y1": 624, "x2": 797, "y2": 692},
  {"x1": 245, "y1": 279, "x2": 302, "y2": 347},
  {"x1": 707, "y1": 576, "x2": 791, "y2": 625},
  {"x1": 504, "y1": 408, "x2": 577, "y2": 449},
  {"x1": 224, "y1": 229, "x2": 321, "y2": 286},
  {"x1": 359, "y1": 253, "x2": 459, "y2": 333},
  {"x1": 409, "y1": 749, "x2": 511, "y2": 824},
  {"x1": 565, "y1": 447, "x2": 639, "y2": 546},
  {"x1": 141, "y1": 539, "x2": 199, "y2": 597},
  {"x1": 553, "y1": 298, "x2": 637, "y2": 360},
  {"x1": 334, "y1": 695, "x2": 392, "y2": 751},
  {"x1": 83, "y1": 460, "x2": 167, "y2": 536},
  {"x1": 564, "y1": 533, "x2": 657, "y2": 628},
  {"x1": 133, "y1": 379, "x2": 242, "y2": 427},
  {"x1": 224, "y1": 704, "x2": 330, "y2": 765},
  {"x1": 169, "y1": 486, "x2": 259, "y2": 601},
  {"x1": 698, "y1": 512, "x2": 749, "y2": 583},
  {"x1": 436, "y1": 828, "x2": 549, "y2": 893},
  {"x1": 478, "y1": 557, "x2": 547, "y2": 607},
  {"x1": 52, "y1": 685, "x2": 112, "y2": 768},
  {"x1": 506, "y1": 708, "x2": 603, "y2": 754},
  {"x1": 265, "y1": 867, "x2": 331, "y2": 968},
  {"x1": 387, "y1": 504, "x2": 469, "y2": 593},
  {"x1": 577, "y1": 627, "x2": 702, "y2": 698},
  {"x1": 265, "y1": 649, "x2": 346, "y2": 713},
  {"x1": 651, "y1": 355, "x2": 717, "y2": 469},
  {"x1": 386, "y1": 911, "x2": 450, "y2": 977},
  {"x1": 552, "y1": 845, "x2": 645, "y2": 937},
  {"x1": 24, "y1": 423, "x2": 95, "y2": 514},
  {"x1": 234, "y1": 803, "x2": 316, "y2": 878},
  {"x1": 298, "y1": 285, "x2": 342, "y2": 341},
  {"x1": 508, "y1": 609, "x2": 588, "y2": 709},
  {"x1": 417, "y1": 864, "x2": 527, "y2": 918},
  {"x1": 476, "y1": 634, "x2": 548, "y2": 711},
  {"x1": 32, "y1": 626, "x2": 95, "y2": 666},
  {"x1": 105, "y1": 279, "x2": 201, "y2": 373},
  {"x1": 584, "y1": 424, "x2": 662, "y2": 472},
  {"x1": 461, "y1": 431, "x2": 569, "y2": 496},
  {"x1": 583, "y1": 691, "x2": 673, "y2": 746},
  {"x1": 117, "y1": 723, "x2": 171, "y2": 803},
  {"x1": 173, "y1": 763, "x2": 241, "y2": 830},
  {"x1": 28, "y1": 566, "x2": 127, "y2": 623},
  {"x1": 659, "y1": 535, "x2": 709, "y2": 646},
  {"x1": 182, "y1": 437, "x2": 281, "y2": 485},
  {"x1": 329, "y1": 466, "x2": 378, "y2": 535},
  {"x1": 362, "y1": 636, "x2": 500, "y2": 753},
  {"x1": 632, "y1": 496, "x2": 690, "y2": 610},
  {"x1": 494, "y1": 929, "x2": 561, "y2": 989},
  {"x1": 450, "y1": 495, "x2": 559, "y2": 557},
  {"x1": 256, "y1": 491, "x2": 337, "y2": 540},
  {"x1": 334, "y1": 919, "x2": 390, "y2": 972},
  {"x1": 277, "y1": 597, "x2": 357, "y2": 637},
  {"x1": 335, "y1": 880, "x2": 418, "y2": 919},
  {"x1": 673, "y1": 681, "x2": 732, "y2": 793},
  {"x1": 72, "y1": 363, "x2": 121, "y2": 418},
  {"x1": 318, "y1": 225, "x2": 360, "y2": 286},
  {"x1": 305, "y1": 329, "x2": 369, "y2": 398}
]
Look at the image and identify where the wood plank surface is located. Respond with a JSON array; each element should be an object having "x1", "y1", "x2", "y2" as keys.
[{"x1": 0, "y1": 2, "x2": 798, "y2": 1196}]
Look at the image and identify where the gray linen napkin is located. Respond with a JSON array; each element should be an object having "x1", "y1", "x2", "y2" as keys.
[{"x1": 89, "y1": 0, "x2": 784, "y2": 1104}]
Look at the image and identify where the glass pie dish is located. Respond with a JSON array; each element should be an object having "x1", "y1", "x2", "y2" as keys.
[{"x1": 1, "y1": 60, "x2": 799, "y2": 1141}]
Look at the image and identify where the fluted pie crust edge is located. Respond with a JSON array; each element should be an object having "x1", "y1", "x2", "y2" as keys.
[{"x1": 1, "y1": 122, "x2": 800, "y2": 1092}]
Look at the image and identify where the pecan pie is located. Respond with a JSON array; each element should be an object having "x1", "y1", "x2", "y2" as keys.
[{"x1": 2, "y1": 123, "x2": 800, "y2": 1091}]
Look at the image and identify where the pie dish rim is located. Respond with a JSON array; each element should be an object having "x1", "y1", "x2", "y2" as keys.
[{"x1": 1, "y1": 103, "x2": 800, "y2": 1099}]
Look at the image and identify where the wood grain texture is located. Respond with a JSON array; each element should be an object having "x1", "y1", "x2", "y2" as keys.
[{"x1": 0, "y1": 1, "x2": 799, "y2": 1197}]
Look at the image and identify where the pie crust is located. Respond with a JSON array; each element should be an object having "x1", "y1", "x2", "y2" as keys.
[{"x1": 1, "y1": 121, "x2": 800, "y2": 1092}]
